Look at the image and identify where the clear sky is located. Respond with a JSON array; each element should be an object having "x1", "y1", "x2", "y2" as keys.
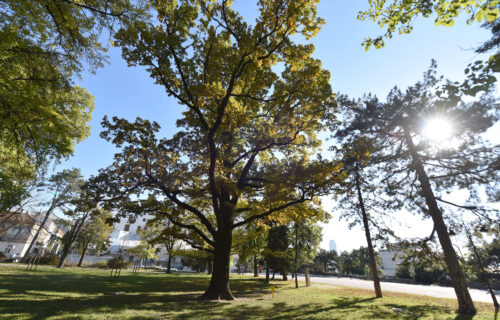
[{"x1": 58, "y1": 0, "x2": 493, "y2": 252}]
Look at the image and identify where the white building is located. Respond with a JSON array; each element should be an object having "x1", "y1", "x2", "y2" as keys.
[
  {"x1": 329, "y1": 240, "x2": 337, "y2": 252},
  {"x1": 108, "y1": 216, "x2": 149, "y2": 253},
  {"x1": 0, "y1": 213, "x2": 64, "y2": 259},
  {"x1": 107, "y1": 216, "x2": 185, "y2": 269},
  {"x1": 378, "y1": 249, "x2": 403, "y2": 277}
]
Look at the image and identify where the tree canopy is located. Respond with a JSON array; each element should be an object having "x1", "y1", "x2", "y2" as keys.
[
  {"x1": 0, "y1": 0, "x2": 146, "y2": 212},
  {"x1": 99, "y1": 0, "x2": 341, "y2": 299},
  {"x1": 359, "y1": 0, "x2": 500, "y2": 49},
  {"x1": 334, "y1": 62, "x2": 499, "y2": 314}
]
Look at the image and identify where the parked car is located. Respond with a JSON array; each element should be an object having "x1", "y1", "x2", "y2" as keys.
[{"x1": 437, "y1": 274, "x2": 452, "y2": 286}]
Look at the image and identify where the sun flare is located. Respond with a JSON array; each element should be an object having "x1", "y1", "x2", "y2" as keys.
[{"x1": 423, "y1": 117, "x2": 453, "y2": 143}]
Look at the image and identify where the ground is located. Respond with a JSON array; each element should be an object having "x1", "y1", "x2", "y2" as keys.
[
  {"x1": 0, "y1": 265, "x2": 496, "y2": 320},
  {"x1": 294, "y1": 275, "x2": 499, "y2": 303}
]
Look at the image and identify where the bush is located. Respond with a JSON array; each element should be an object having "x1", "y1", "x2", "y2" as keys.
[
  {"x1": 38, "y1": 254, "x2": 60, "y2": 265},
  {"x1": 395, "y1": 263, "x2": 413, "y2": 280},
  {"x1": 94, "y1": 260, "x2": 109, "y2": 269},
  {"x1": 414, "y1": 265, "x2": 444, "y2": 284},
  {"x1": 0, "y1": 252, "x2": 8, "y2": 262},
  {"x1": 107, "y1": 257, "x2": 131, "y2": 269},
  {"x1": 395, "y1": 261, "x2": 445, "y2": 284}
]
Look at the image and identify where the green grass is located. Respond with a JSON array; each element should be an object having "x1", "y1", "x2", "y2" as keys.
[{"x1": 0, "y1": 265, "x2": 496, "y2": 319}]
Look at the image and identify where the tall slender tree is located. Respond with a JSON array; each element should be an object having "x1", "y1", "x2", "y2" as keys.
[
  {"x1": 23, "y1": 168, "x2": 84, "y2": 258},
  {"x1": 336, "y1": 63, "x2": 499, "y2": 315},
  {"x1": 75, "y1": 210, "x2": 113, "y2": 267}
]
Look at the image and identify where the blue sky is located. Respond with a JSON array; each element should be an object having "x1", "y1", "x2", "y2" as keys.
[{"x1": 59, "y1": 1, "x2": 492, "y2": 251}]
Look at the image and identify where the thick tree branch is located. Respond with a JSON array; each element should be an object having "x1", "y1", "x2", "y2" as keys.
[
  {"x1": 168, "y1": 217, "x2": 214, "y2": 247},
  {"x1": 232, "y1": 195, "x2": 309, "y2": 229},
  {"x1": 145, "y1": 172, "x2": 216, "y2": 236},
  {"x1": 180, "y1": 236, "x2": 214, "y2": 253}
]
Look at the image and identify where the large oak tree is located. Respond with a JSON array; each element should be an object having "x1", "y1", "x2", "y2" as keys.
[{"x1": 99, "y1": 0, "x2": 339, "y2": 299}]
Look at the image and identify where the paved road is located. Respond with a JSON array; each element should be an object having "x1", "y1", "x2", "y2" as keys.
[{"x1": 294, "y1": 275, "x2": 499, "y2": 303}]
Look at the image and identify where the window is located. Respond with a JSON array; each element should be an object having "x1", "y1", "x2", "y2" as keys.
[
  {"x1": 137, "y1": 226, "x2": 142, "y2": 232},
  {"x1": 143, "y1": 218, "x2": 146, "y2": 222},
  {"x1": 124, "y1": 224, "x2": 130, "y2": 232}
]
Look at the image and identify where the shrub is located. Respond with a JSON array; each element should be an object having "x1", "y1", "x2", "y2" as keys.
[
  {"x1": 414, "y1": 265, "x2": 444, "y2": 284},
  {"x1": 38, "y1": 254, "x2": 60, "y2": 265},
  {"x1": 107, "y1": 257, "x2": 131, "y2": 269},
  {"x1": 395, "y1": 263, "x2": 413, "y2": 280},
  {"x1": 395, "y1": 260, "x2": 445, "y2": 284},
  {"x1": 94, "y1": 260, "x2": 109, "y2": 269},
  {"x1": 0, "y1": 252, "x2": 8, "y2": 262}
]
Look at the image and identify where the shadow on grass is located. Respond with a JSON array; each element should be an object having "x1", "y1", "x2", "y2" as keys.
[
  {"x1": 0, "y1": 267, "x2": 290, "y2": 319},
  {"x1": 0, "y1": 266, "x2": 491, "y2": 319},
  {"x1": 264, "y1": 297, "x2": 460, "y2": 320}
]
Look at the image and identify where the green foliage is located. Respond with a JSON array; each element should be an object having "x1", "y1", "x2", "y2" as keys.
[
  {"x1": 337, "y1": 247, "x2": 382, "y2": 276},
  {"x1": 178, "y1": 248, "x2": 213, "y2": 272},
  {"x1": 140, "y1": 217, "x2": 184, "y2": 256},
  {"x1": 336, "y1": 62, "x2": 499, "y2": 243},
  {"x1": 0, "y1": 0, "x2": 146, "y2": 211},
  {"x1": 266, "y1": 223, "x2": 291, "y2": 273},
  {"x1": 314, "y1": 249, "x2": 339, "y2": 273},
  {"x1": 395, "y1": 259, "x2": 446, "y2": 284},
  {"x1": 358, "y1": 0, "x2": 500, "y2": 94},
  {"x1": 75, "y1": 210, "x2": 114, "y2": 255},
  {"x1": 127, "y1": 243, "x2": 157, "y2": 260},
  {"x1": 107, "y1": 256, "x2": 132, "y2": 269},
  {"x1": 464, "y1": 235, "x2": 500, "y2": 280},
  {"x1": 94, "y1": 260, "x2": 109, "y2": 269},
  {"x1": 359, "y1": 0, "x2": 500, "y2": 50},
  {"x1": 291, "y1": 218, "x2": 323, "y2": 268},
  {"x1": 38, "y1": 254, "x2": 60, "y2": 266},
  {"x1": 98, "y1": 0, "x2": 342, "y2": 296},
  {"x1": 233, "y1": 223, "x2": 267, "y2": 268}
]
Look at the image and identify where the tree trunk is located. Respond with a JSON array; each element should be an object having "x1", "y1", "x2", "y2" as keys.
[
  {"x1": 57, "y1": 242, "x2": 71, "y2": 268},
  {"x1": 207, "y1": 259, "x2": 213, "y2": 275},
  {"x1": 167, "y1": 254, "x2": 172, "y2": 273},
  {"x1": 265, "y1": 262, "x2": 270, "y2": 283},
  {"x1": 464, "y1": 224, "x2": 499, "y2": 308},
  {"x1": 295, "y1": 221, "x2": 299, "y2": 288},
  {"x1": 253, "y1": 254, "x2": 258, "y2": 277},
  {"x1": 201, "y1": 228, "x2": 234, "y2": 300},
  {"x1": 58, "y1": 214, "x2": 87, "y2": 268},
  {"x1": 24, "y1": 205, "x2": 54, "y2": 259},
  {"x1": 272, "y1": 270, "x2": 275, "y2": 280},
  {"x1": 282, "y1": 265, "x2": 287, "y2": 281},
  {"x1": 355, "y1": 167, "x2": 382, "y2": 298},
  {"x1": 294, "y1": 268, "x2": 298, "y2": 288},
  {"x1": 305, "y1": 265, "x2": 311, "y2": 287},
  {"x1": 403, "y1": 127, "x2": 476, "y2": 315},
  {"x1": 77, "y1": 241, "x2": 89, "y2": 267}
]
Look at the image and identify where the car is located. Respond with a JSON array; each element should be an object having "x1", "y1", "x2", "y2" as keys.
[{"x1": 437, "y1": 274, "x2": 452, "y2": 286}]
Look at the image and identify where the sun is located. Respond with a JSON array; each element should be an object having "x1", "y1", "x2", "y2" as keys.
[{"x1": 423, "y1": 117, "x2": 453, "y2": 143}]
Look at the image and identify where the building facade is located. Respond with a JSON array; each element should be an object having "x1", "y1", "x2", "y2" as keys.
[
  {"x1": 0, "y1": 213, "x2": 63, "y2": 259},
  {"x1": 329, "y1": 239, "x2": 337, "y2": 252},
  {"x1": 107, "y1": 216, "x2": 185, "y2": 269},
  {"x1": 378, "y1": 249, "x2": 403, "y2": 277}
]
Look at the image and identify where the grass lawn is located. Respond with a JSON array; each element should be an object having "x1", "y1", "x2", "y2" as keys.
[{"x1": 0, "y1": 265, "x2": 496, "y2": 319}]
